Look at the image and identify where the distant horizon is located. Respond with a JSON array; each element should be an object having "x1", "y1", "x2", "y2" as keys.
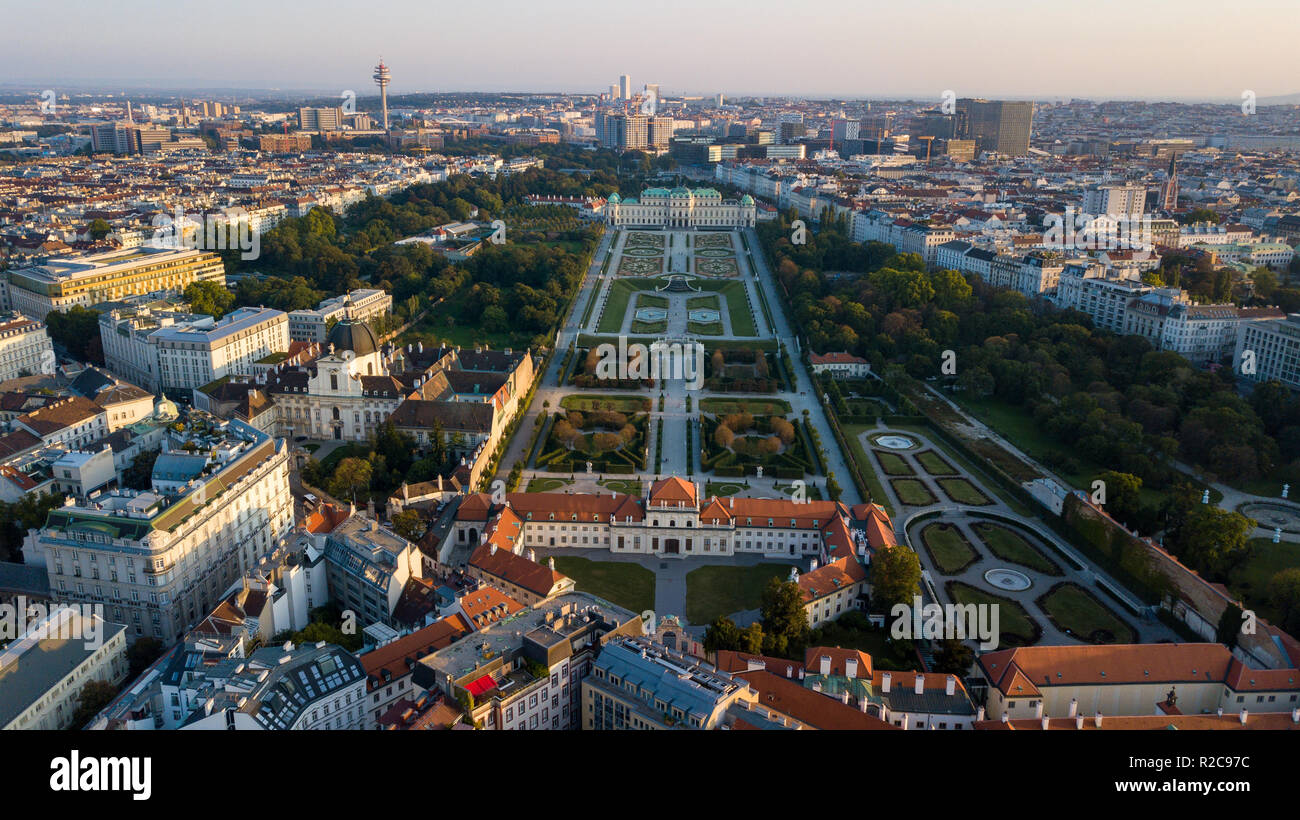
[
  {"x1": 2, "y1": 81, "x2": 1297, "y2": 108},
  {"x1": 5, "y1": 0, "x2": 1299, "y2": 103}
]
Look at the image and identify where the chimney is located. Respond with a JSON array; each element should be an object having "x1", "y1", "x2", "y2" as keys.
[
  {"x1": 859, "y1": 697, "x2": 868, "y2": 713},
  {"x1": 1075, "y1": 715, "x2": 1084, "y2": 730},
  {"x1": 976, "y1": 706, "x2": 985, "y2": 722},
  {"x1": 1291, "y1": 708, "x2": 1299, "y2": 723},
  {"x1": 819, "y1": 655, "x2": 831, "y2": 676},
  {"x1": 1094, "y1": 712, "x2": 1103, "y2": 728},
  {"x1": 1216, "y1": 707, "x2": 1224, "y2": 717},
  {"x1": 1000, "y1": 712, "x2": 1009, "y2": 724},
  {"x1": 1034, "y1": 700, "x2": 1043, "y2": 719},
  {"x1": 845, "y1": 657, "x2": 858, "y2": 679},
  {"x1": 1068, "y1": 698, "x2": 1078, "y2": 718},
  {"x1": 945, "y1": 675, "x2": 955, "y2": 696},
  {"x1": 881, "y1": 672, "x2": 891, "y2": 693},
  {"x1": 914, "y1": 674, "x2": 924, "y2": 695},
  {"x1": 548, "y1": 557, "x2": 555, "y2": 571},
  {"x1": 840, "y1": 691, "x2": 849, "y2": 705},
  {"x1": 489, "y1": 543, "x2": 497, "y2": 556},
  {"x1": 1239, "y1": 708, "x2": 1248, "y2": 725},
  {"x1": 1041, "y1": 716, "x2": 1049, "y2": 731}
]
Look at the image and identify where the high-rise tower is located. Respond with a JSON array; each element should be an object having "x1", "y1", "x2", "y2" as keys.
[{"x1": 373, "y1": 58, "x2": 391, "y2": 131}]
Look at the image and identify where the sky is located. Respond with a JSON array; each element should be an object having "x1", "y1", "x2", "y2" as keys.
[{"x1": 2, "y1": 0, "x2": 1298, "y2": 101}]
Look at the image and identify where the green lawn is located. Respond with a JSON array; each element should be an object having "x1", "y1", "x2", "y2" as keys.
[
  {"x1": 1037, "y1": 583, "x2": 1136, "y2": 644},
  {"x1": 843, "y1": 424, "x2": 894, "y2": 517},
  {"x1": 553, "y1": 556, "x2": 655, "y2": 614},
  {"x1": 705, "y1": 481, "x2": 748, "y2": 497},
  {"x1": 560, "y1": 394, "x2": 651, "y2": 413},
  {"x1": 946, "y1": 582, "x2": 1040, "y2": 648},
  {"x1": 971, "y1": 522, "x2": 1062, "y2": 576},
  {"x1": 1230, "y1": 538, "x2": 1300, "y2": 625},
  {"x1": 687, "y1": 294, "x2": 720, "y2": 310},
  {"x1": 876, "y1": 451, "x2": 914, "y2": 477},
  {"x1": 920, "y1": 523, "x2": 979, "y2": 574},
  {"x1": 699, "y1": 398, "x2": 792, "y2": 415},
  {"x1": 685, "y1": 563, "x2": 795, "y2": 625},
  {"x1": 526, "y1": 477, "x2": 573, "y2": 493},
  {"x1": 695, "y1": 281, "x2": 757, "y2": 336},
  {"x1": 892, "y1": 478, "x2": 938, "y2": 507},
  {"x1": 688, "y1": 321, "x2": 725, "y2": 335},
  {"x1": 598, "y1": 478, "x2": 643, "y2": 495},
  {"x1": 596, "y1": 278, "x2": 660, "y2": 334},
  {"x1": 916, "y1": 450, "x2": 958, "y2": 476},
  {"x1": 810, "y1": 621, "x2": 922, "y2": 671},
  {"x1": 777, "y1": 482, "x2": 823, "y2": 500},
  {"x1": 938, "y1": 477, "x2": 992, "y2": 506}
]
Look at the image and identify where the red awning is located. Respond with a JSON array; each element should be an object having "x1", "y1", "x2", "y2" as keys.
[{"x1": 465, "y1": 674, "x2": 497, "y2": 697}]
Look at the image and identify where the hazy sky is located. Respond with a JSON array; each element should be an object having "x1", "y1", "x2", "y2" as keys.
[{"x1": 3, "y1": 0, "x2": 1297, "y2": 100}]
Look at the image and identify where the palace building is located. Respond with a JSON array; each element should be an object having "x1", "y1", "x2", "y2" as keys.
[
  {"x1": 605, "y1": 187, "x2": 756, "y2": 228},
  {"x1": 454, "y1": 476, "x2": 894, "y2": 559}
]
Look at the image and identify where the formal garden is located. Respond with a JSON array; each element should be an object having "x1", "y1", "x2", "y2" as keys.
[
  {"x1": 919, "y1": 522, "x2": 981, "y2": 574},
  {"x1": 701, "y1": 410, "x2": 816, "y2": 479},
  {"x1": 1036, "y1": 582, "x2": 1137, "y2": 644},
  {"x1": 970, "y1": 521, "x2": 1063, "y2": 576},
  {"x1": 704, "y1": 347, "x2": 779, "y2": 393},
  {"x1": 945, "y1": 581, "x2": 1042, "y2": 647},
  {"x1": 535, "y1": 406, "x2": 650, "y2": 474}
]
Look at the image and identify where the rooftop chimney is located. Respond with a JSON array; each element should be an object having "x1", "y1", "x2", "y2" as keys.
[
  {"x1": 1068, "y1": 698, "x2": 1078, "y2": 718},
  {"x1": 976, "y1": 706, "x2": 985, "y2": 721},
  {"x1": 1094, "y1": 712, "x2": 1103, "y2": 728},
  {"x1": 945, "y1": 675, "x2": 955, "y2": 696},
  {"x1": 1075, "y1": 715, "x2": 1084, "y2": 730},
  {"x1": 1239, "y1": 708, "x2": 1248, "y2": 725},
  {"x1": 1041, "y1": 716, "x2": 1049, "y2": 731}
]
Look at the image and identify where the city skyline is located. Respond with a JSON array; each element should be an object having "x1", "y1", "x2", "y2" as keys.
[{"x1": 4, "y1": 0, "x2": 1299, "y2": 101}]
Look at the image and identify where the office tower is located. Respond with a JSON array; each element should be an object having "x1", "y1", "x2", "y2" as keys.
[
  {"x1": 831, "y1": 119, "x2": 861, "y2": 144},
  {"x1": 298, "y1": 106, "x2": 344, "y2": 131},
  {"x1": 619, "y1": 74, "x2": 632, "y2": 100},
  {"x1": 373, "y1": 58, "x2": 392, "y2": 130},
  {"x1": 90, "y1": 122, "x2": 135, "y2": 154},
  {"x1": 649, "y1": 115, "x2": 674, "y2": 148},
  {"x1": 644, "y1": 83, "x2": 660, "y2": 102},
  {"x1": 596, "y1": 111, "x2": 649, "y2": 150},
  {"x1": 955, "y1": 98, "x2": 1033, "y2": 155}
]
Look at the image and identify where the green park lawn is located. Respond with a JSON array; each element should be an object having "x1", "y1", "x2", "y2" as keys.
[
  {"x1": 916, "y1": 450, "x2": 958, "y2": 476},
  {"x1": 1036, "y1": 583, "x2": 1136, "y2": 644},
  {"x1": 971, "y1": 522, "x2": 1062, "y2": 576},
  {"x1": 699, "y1": 397, "x2": 792, "y2": 415},
  {"x1": 875, "y1": 451, "x2": 914, "y2": 477},
  {"x1": 685, "y1": 563, "x2": 795, "y2": 625},
  {"x1": 892, "y1": 479, "x2": 938, "y2": 507},
  {"x1": 526, "y1": 477, "x2": 573, "y2": 493},
  {"x1": 552, "y1": 556, "x2": 655, "y2": 614},
  {"x1": 1229, "y1": 538, "x2": 1300, "y2": 625},
  {"x1": 946, "y1": 582, "x2": 1040, "y2": 648},
  {"x1": 559, "y1": 394, "x2": 652, "y2": 413},
  {"x1": 919, "y1": 523, "x2": 979, "y2": 574},
  {"x1": 938, "y1": 477, "x2": 992, "y2": 506}
]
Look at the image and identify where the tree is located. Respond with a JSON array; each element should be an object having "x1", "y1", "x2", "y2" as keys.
[
  {"x1": 184, "y1": 280, "x2": 235, "y2": 319},
  {"x1": 933, "y1": 638, "x2": 975, "y2": 675},
  {"x1": 391, "y1": 509, "x2": 425, "y2": 542},
  {"x1": 1169, "y1": 505, "x2": 1254, "y2": 581},
  {"x1": 45, "y1": 306, "x2": 103, "y2": 364},
  {"x1": 127, "y1": 637, "x2": 165, "y2": 678},
  {"x1": 760, "y1": 578, "x2": 810, "y2": 657},
  {"x1": 122, "y1": 449, "x2": 160, "y2": 491},
  {"x1": 1097, "y1": 470, "x2": 1142, "y2": 528},
  {"x1": 328, "y1": 457, "x2": 373, "y2": 503},
  {"x1": 703, "y1": 615, "x2": 742, "y2": 652},
  {"x1": 70, "y1": 680, "x2": 118, "y2": 729},
  {"x1": 872, "y1": 545, "x2": 922, "y2": 613},
  {"x1": 87, "y1": 218, "x2": 112, "y2": 240},
  {"x1": 1267, "y1": 568, "x2": 1300, "y2": 637},
  {"x1": 1216, "y1": 602, "x2": 1244, "y2": 649}
]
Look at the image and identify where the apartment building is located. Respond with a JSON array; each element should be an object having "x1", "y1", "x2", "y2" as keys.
[
  {"x1": 412, "y1": 592, "x2": 642, "y2": 730},
  {"x1": 178, "y1": 641, "x2": 368, "y2": 730},
  {"x1": 150, "y1": 307, "x2": 289, "y2": 394},
  {"x1": 357, "y1": 614, "x2": 472, "y2": 729},
  {"x1": 0, "y1": 312, "x2": 53, "y2": 381},
  {"x1": 286, "y1": 288, "x2": 392, "y2": 343},
  {"x1": 23, "y1": 416, "x2": 293, "y2": 645},
  {"x1": 322, "y1": 514, "x2": 424, "y2": 628},
  {"x1": 851, "y1": 210, "x2": 955, "y2": 267},
  {"x1": 3, "y1": 246, "x2": 225, "y2": 319},
  {"x1": 1082, "y1": 184, "x2": 1147, "y2": 218},
  {"x1": 1236, "y1": 313, "x2": 1300, "y2": 390},
  {"x1": 13, "y1": 395, "x2": 107, "y2": 449},
  {"x1": 583, "y1": 637, "x2": 753, "y2": 729},
  {"x1": 0, "y1": 607, "x2": 129, "y2": 730}
]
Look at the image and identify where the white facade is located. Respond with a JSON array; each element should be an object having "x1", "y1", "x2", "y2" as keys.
[
  {"x1": 606, "y1": 188, "x2": 755, "y2": 228},
  {"x1": 287, "y1": 289, "x2": 392, "y2": 343},
  {"x1": 0, "y1": 313, "x2": 53, "y2": 381},
  {"x1": 149, "y1": 307, "x2": 289, "y2": 393}
]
